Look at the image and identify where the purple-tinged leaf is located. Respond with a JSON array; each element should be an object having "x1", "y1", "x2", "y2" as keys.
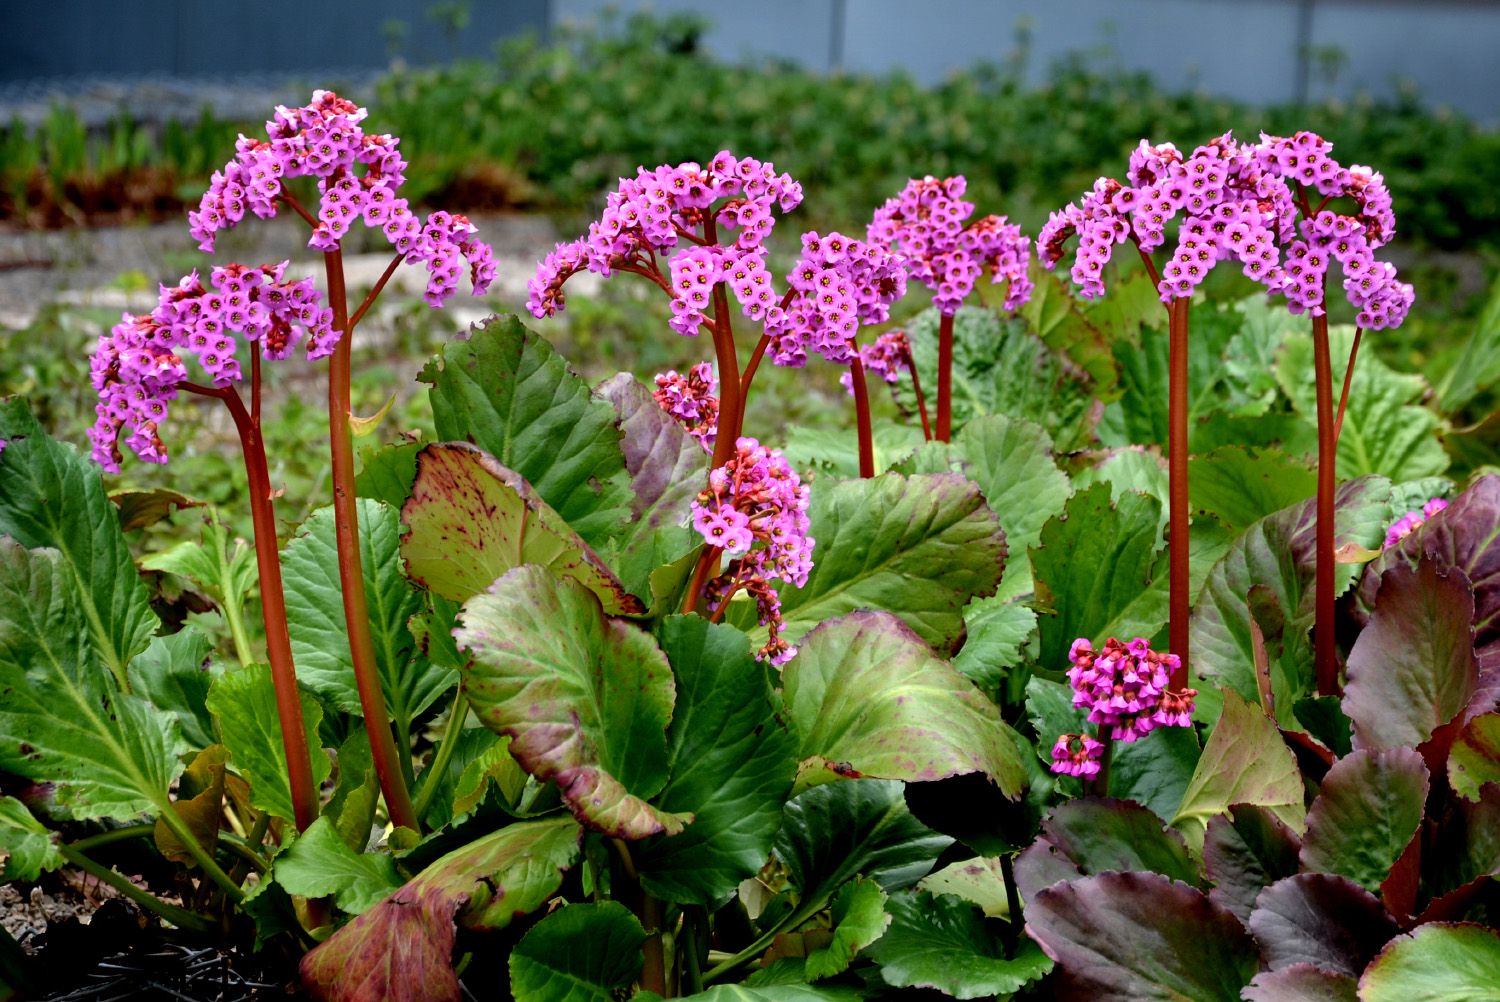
[
  {"x1": 1358, "y1": 922, "x2": 1500, "y2": 1002},
  {"x1": 1299, "y1": 747, "x2": 1429, "y2": 893},
  {"x1": 1428, "y1": 783, "x2": 1500, "y2": 902},
  {"x1": 1171, "y1": 690, "x2": 1306, "y2": 845},
  {"x1": 400, "y1": 442, "x2": 642, "y2": 614},
  {"x1": 1345, "y1": 560, "x2": 1477, "y2": 752},
  {"x1": 1450, "y1": 711, "x2": 1500, "y2": 801},
  {"x1": 1191, "y1": 477, "x2": 1391, "y2": 721},
  {"x1": 594, "y1": 373, "x2": 703, "y2": 598},
  {"x1": 455, "y1": 565, "x2": 687, "y2": 839},
  {"x1": 784, "y1": 611, "x2": 1025, "y2": 795},
  {"x1": 1247, "y1": 873, "x2": 1397, "y2": 976},
  {"x1": 1359, "y1": 474, "x2": 1500, "y2": 674},
  {"x1": 1034, "y1": 798, "x2": 1200, "y2": 887},
  {"x1": 1241, "y1": 964, "x2": 1358, "y2": 1002},
  {"x1": 301, "y1": 816, "x2": 581, "y2": 1002},
  {"x1": 1203, "y1": 804, "x2": 1302, "y2": 922},
  {"x1": 1026, "y1": 871, "x2": 1259, "y2": 1002},
  {"x1": 1013, "y1": 839, "x2": 1085, "y2": 905}
]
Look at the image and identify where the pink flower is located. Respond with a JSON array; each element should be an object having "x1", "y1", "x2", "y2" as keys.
[
  {"x1": 1050, "y1": 733, "x2": 1104, "y2": 778},
  {"x1": 1066, "y1": 637, "x2": 1196, "y2": 742},
  {"x1": 869, "y1": 175, "x2": 1032, "y2": 315},
  {"x1": 653, "y1": 363, "x2": 719, "y2": 451},
  {"x1": 840, "y1": 329, "x2": 912, "y2": 395},
  {"x1": 764, "y1": 230, "x2": 907, "y2": 368},
  {"x1": 1383, "y1": 496, "x2": 1449, "y2": 549}
]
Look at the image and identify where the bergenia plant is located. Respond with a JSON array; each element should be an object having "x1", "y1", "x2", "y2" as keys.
[
  {"x1": 867, "y1": 174, "x2": 1032, "y2": 441},
  {"x1": 1038, "y1": 130, "x2": 1412, "y2": 690},
  {"x1": 92, "y1": 90, "x2": 496, "y2": 832}
]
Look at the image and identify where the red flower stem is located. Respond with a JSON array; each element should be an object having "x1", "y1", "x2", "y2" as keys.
[
  {"x1": 277, "y1": 188, "x2": 318, "y2": 229},
  {"x1": 681, "y1": 544, "x2": 722, "y2": 616},
  {"x1": 1167, "y1": 298, "x2": 1191, "y2": 689},
  {"x1": 849, "y1": 355, "x2": 876, "y2": 478},
  {"x1": 1333, "y1": 327, "x2": 1362, "y2": 446},
  {"x1": 1088, "y1": 732, "x2": 1114, "y2": 798},
  {"x1": 250, "y1": 348, "x2": 262, "y2": 424},
  {"x1": 348, "y1": 252, "x2": 406, "y2": 332},
  {"x1": 1312, "y1": 308, "x2": 1339, "y2": 695},
  {"x1": 936, "y1": 312, "x2": 955, "y2": 442},
  {"x1": 702, "y1": 218, "x2": 743, "y2": 469},
  {"x1": 323, "y1": 248, "x2": 420, "y2": 832},
  {"x1": 1130, "y1": 234, "x2": 1163, "y2": 288},
  {"x1": 183, "y1": 380, "x2": 318, "y2": 833},
  {"x1": 903, "y1": 346, "x2": 933, "y2": 440},
  {"x1": 738, "y1": 333, "x2": 771, "y2": 420}
]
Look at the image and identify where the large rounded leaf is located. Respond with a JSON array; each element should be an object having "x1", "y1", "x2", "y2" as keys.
[
  {"x1": 1171, "y1": 690, "x2": 1305, "y2": 845},
  {"x1": 1243, "y1": 964, "x2": 1358, "y2": 1002},
  {"x1": 1358, "y1": 923, "x2": 1500, "y2": 1002},
  {"x1": 400, "y1": 443, "x2": 640, "y2": 614},
  {"x1": 301, "y1": 816, "x2": 581, "y2": 1002},
  {"x1": 635, "y1": 616, "x2": 796, "y2": 905},
  {"x1": 1026, "y1": 871, "x2": 1259, "y2": 1002},
  {"x1": 420, "y1": 314, "x2": 631, "y2": 549},
  {"x1": 1032, "y1": 798, "x2": 1200, "y2": 887},
  {"x1": 508, "y1": 902, "x2": 646, "y2": 1002},
  {"x1": 1202, "y1": 804, "x2": 1302, "y2": 922},
  {"x1": 1248, "y1": 874, "x2": 1397, "y2": 976},
  {"x1": 455, "y1": 565, "x2": 685, "y2": 839},
  {"x1": 1191, "y1": 477, "x2": 1391, "y2": 716},
  {"x1": 1450, "y1": 712, "x2": 1500, "y2": 801},
  {"x1": 734, "y1": 472, "x2": 1007, "y2": 652},
  {"x1": 784, "y1": 611, "x2": 1024, "y2": 795},
  {"x1": 1299, "y1": 747, "x2": 1429, "y2": 894},
  {"x1": 1031, "y1": 482, "x2": 1165, "y2": 669},
  {"x1": 283, "y1": 499, "x2": 456, "y2": 726},
  {"x1": 1344, "y1": 559, "x2": 1478, "y2": 751},
  {"x1": 867, "y1": 890, "x2": 1052, "y2": 999}
]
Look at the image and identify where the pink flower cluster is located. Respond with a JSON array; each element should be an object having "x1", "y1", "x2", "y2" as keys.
[
  {"x1": 1050, "y1": 733, "x2": 1104, "y2": 779},
  {"x1": 840, "y1": 329, "x2": 912, "y2": 395},
  {"x1": 764, "y1": 231, "x2": 907, "y2": 367},
  {"x1": 1066, "y1": 637, "x2": 1196, "y2": 742},
  {"x1": 88, "y1": 262, "x2": 333, "y2": 470},
  {"x1": 190, "y1": 90, "x2": 494, "y2": 308},
  {"x1": 527, "y1": 151, "x2": 802, "y2": 332},
  {"x1": 1038, "y1": 132, "x2": 1413, "y2": 330},
  {"x1": 867, "y1": 175, "x2": 1033, "y2": 315},
  {"x1": 653, "y1": 363, "x2": 720, "y2": 451},
  {"x1": 1384, "y1": 496, "x2": 1449, "y2": 549},
  {"x1": 690, "y1": 437, "x2": 815, "y2": 665}
]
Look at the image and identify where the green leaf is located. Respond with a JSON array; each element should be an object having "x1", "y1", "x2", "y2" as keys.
[
  {"x1": 205, "y1": 664, "x2": 329, "y2": 823},
  {"x1": 455, "y1": 565, "x2": 686, "y2": 838},
  {"x1": 109, "y1": 487, "x2": 203, "y2": 532},
  {"x1": 952, "y1": 596, "x2": 1037, "y2": 689},
  {"x1": 952, "y1": 413, "x2": 1072, "y2": 595},
  {"x1": 0, "y1": 539, "x2": 187, "y2": 821},
  {"x1": 674, "y1": 987, "x2": 861, "y2": 1001},
  {"x1": 804, "y1": 877, "x2": 890, "y2": 979},
  {"x1": 784, "y1": 611, "x2": 1025, "y2": 796},
  {"x1": 127, "y1": 628, "x2": 218, "y2": 750},
  {"x1": 273, "y1": 816, "x2": 401, "y2": 915},
  {"x1": 896, "y1": 305, "x2": 1098, "y2": 451},
  {"x1": 420, "y1": 314, "x2": 631, "y2": 548},
  {"x1": 509, "y1": 901, "x2": 646, "y2": 1002},
  {"x1": 737, "y1": 472, "x2": 1006, "y2": 653},
  {"x1": 1019, "y1": 273, "x2": 1117, "y2": 401},
  {"x1": 300, "y1": 815, "x2": 581, "y2": 1002},
  {"x1": 1189, "y1": 446, "x2": 1318, "y2": 533},
  {"x1": 1299, "y1": 747, "x2": 1429, "y2": 894},
  {"x1": 1031, "y1": 482, "x2": 1165, "y2": 669},
  {"x1": 1450, "y1": 712, "x2": 1500, "y2": 802},
  {"x1": 918, "y1": 857, "x2": 1014, "y2": 918},
  {"x1": 326, "y1": 731, "x2": 379, "y2": 851},
  {"x1": 1220, "y1": 296, "x2": 1300, "y2": 419},
  {"x1": 867, "y1": 890, "x2": 1051, "y2": 999},
  {"x1": 635, "y1": 616, "x2": 795, "y2": 905},
  {"x1": 0, "y1": 795, "x2": 62, "y2": 881},
  {"x1": 1439, "y1": 275, "x2": 1500, "y2": 413},
  {"x1": 153, "y1": 744, "x2": 227, "y2": 865},
  {"x1": 594, "y1": 373, "x2": 704, "y2": 597},
  {"x1": 1027, "y1": 871, "x2": 1260, "y2": 1002},
  {"x1": 0, "y1": 404, "x2": 157, "y2": 684},
  {"x1": 282, "y1": 499, "x2": 456, "y2": 726},
  {"x1": 1277, "y1": 326, "x2": 1449, "y2": 481},
  {"x1": 1345, "y1": 560, "x2": 1478, "y2": 752},
  {"x1": 1191, "y1": 477, "x2": 1391, "y2": 719},
  {"x1": 773, "y1": 779, "x2": 952, "y2": 911},
  {"x1": 782, "y1": 423, "x2": 927, "y2": 480},
  {"x1": 1171, "y1": 690, "x2": 1305, "y2": 844},
  {"x1": 1072, "y1": 448, "x2": 1170, "y2": 539},
  {"x1": 1359, "y1": 923, "x2": 1500, "y2": 1002},
  {"x1": 400, "y1": 442, "x2": 642, "y2": 615},
  {"x1": 355, "y1": 441, "x2": 421, "y2": 512},
  {"x1": 1108, "y1": 725, "x2": 1201, "y2": 822}
]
